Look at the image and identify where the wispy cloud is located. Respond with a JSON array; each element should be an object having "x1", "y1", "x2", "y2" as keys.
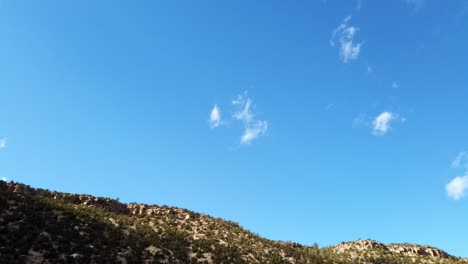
[
  {"x1": 209, "y1": 93, "x2": 268, "y2": 146},
  {"x1": 367, "y1": 65, "x2": 373, "y2": 74},
  {"x1": 233, "y1": 96, "x2": 254, "y2": 122},
  {"x1": 240, "y1": 121, "x2": 268, "y2": 144},
  {"x1": 392, "y1": 81, "x2": 399, "y2": 89},
  {"x1": 0, "y1": 138, "x2": 6, "y2": 149},
  {"x1": 330, "y1": 16, "x2": 363, "y2": 63},
  {"x1": 209, "y1": 104, "x2": 222, "y2": 128},
  {"x1": 446, "y1": 152, "x2": 468, "y2": 200},
  {"x1": 406, "y1": 0, "x2": 425, "y2": 12},
  {"x1": 233, "y1": 93, "x2": 268, "y2": 145},
  {"x1": 372, "y1": 112, "x2": 394, "y2": 135},
  {"x1": 356, "y1": 0, "x2": 363, "y2": 10},
  {"x1": 451, "y1": 152, "x2": 468, "y2": 169},
  {"x1": 352, "y1": 113, "x2": 367, "y2": 128}
]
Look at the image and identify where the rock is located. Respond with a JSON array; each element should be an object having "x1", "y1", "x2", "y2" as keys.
[{"x1": 145, "y1": 245, "x2": 161, "y2": 255}]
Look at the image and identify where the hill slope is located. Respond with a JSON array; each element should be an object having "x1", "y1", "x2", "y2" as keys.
[{"x1": 0, "y1": 181, "x2": 466, "y2": 264}]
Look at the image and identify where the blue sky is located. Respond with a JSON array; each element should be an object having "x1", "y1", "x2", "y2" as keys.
[{"x1": 1, "y1": 0, "x2": 468, "y2": 257}]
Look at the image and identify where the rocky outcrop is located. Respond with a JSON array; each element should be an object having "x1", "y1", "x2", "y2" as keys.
[
  {"x1": 329, "y1": 239, "x2": 467, "y2": 263},
  {"x1": 388, "y1": 244, "x2": 450, "y2": 258},
  {"x1": 334, "y1": 239, "x2": 388, "y2": 253},
  {"x1": 2, "y1": 182, "x2": 198, "y2": 219},
  {"x1": 4, "y1": 182, "x2": 129, "y2": 215},
  {"x1": 127, "y1": 203, "x2": 192, "y2": 219}
]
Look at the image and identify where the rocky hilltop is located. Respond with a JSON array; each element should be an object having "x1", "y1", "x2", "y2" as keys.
[
  {"x1": 0, "y1": 181, "x2": 466, "y2": 264},
  {"x1": 329, "y1": 239, "x2": 461, "y2": 264}
]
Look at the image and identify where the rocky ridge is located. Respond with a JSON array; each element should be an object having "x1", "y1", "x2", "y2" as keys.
[
  {"x1": 1, "y1": 181, "x2": 467, "y2": 264},
  {"x1": 329, "y1": 239, "x2": 461, "y2": 263}
]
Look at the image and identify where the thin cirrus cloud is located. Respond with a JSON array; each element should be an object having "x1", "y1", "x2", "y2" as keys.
[
  {"x1": 209, "y1": 93, "x2": 268, "y2": 145},
  {"x1": 233, "y1": 94, "x2": 268, "y2": 145},
  {"x1": 406, "y1": 0, "x2": 425, "y2": 11},
  {"x1": 356, "y1": 0, "x2": 363, "y2": 11},
  {"x1": 446, "y1": 152, "x2": 468, "y2": 200},
  {"x1": 352, "y1": 113, "x2": 367, "y2": 128},
  {"x1": 450, "y1": 151, "x2": 468, "y2": 169},
  {"x1": 0, "y1": 138, "x2": 6, "y2": 149},
  {"x1": 330, "y1": 16, "x2": 363, "y2": 63},
  {"x1": 209, "y1": 104, "x2": 222, "y2": 128}
]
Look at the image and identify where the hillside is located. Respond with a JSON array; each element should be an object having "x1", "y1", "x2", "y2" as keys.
[{"x1": 0, "y1": 181, "x2": 466, "y2": 264}]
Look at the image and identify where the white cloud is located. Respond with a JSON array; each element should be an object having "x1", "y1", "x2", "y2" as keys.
[
  {"x1": 446, "y1": 176, "x2": 468, "y2": 200},
  {"x1": 0, "y1": 138, "x2": 6, "y2": 149},
  {"x1": 209, "y1": 104, "x2": 222, "y2": 128},
  {"x1": 446, "y1": 152, "x2": 468, "y2": 200},
  {"x1": 233, "y1": 94, "x2": 268, "y2": 144},
  {"x1": 233, "y1": 98, "x2": 254, "y2": 123},
  {"x1": 372, "y1": 112, "x2": 393, "y2": 135},
  {"x1": 241, "y1": 121, "x2": 268, "y2": 144},
  {"x1": 353, "y1": 112, "x2": 404, "y2": 135},
  {"x1": 0, "y1": 177, "x2": 7, "y2": 182},
  {"x1": 331, "y1": 16, "x2": 363, "y2": 63}
]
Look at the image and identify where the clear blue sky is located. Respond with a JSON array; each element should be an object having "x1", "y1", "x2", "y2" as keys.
[{"x1": 1, "y1": 0, "x2": 468, "y2": 257}]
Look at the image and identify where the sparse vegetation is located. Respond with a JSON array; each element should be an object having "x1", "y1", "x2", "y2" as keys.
[{"x1": 0, "y1": 181, "x2": 466, "y2": 263}]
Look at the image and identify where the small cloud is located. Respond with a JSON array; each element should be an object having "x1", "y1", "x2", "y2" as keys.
[
  {"x1": 392, "y1": 81, "x2": 399, "y2": 89},
  {"x1": 367, "y1": 65, "x2": 373, "y2": 74},
  {"x1": 356, "y1": 0, "x2": 363, "y2": 10},
  {"x1": 406, "y1": 0, "x2": 425, "y2": 12},
  {"x1": 325, "y1": 103, "x2": 335, "y2": 111},
  {"x1": 233, "y1": 93, "x2": 268, "y2": 145},
  {"x1": 0, "y1": 138, "x2": 6, "y2": 149},
  {"x1": 0, "y1": 177, "x2": 7, "y2": 182},
  {"x1": 240, "y1": 121, "x2": 268, "y2": 144},
  {"x1": 451, "y1": 152, "x2": 468, "y2": 169},
  {"x1": 446, "y1": 176, "x2": 468, "y2": 200},
  {"x1": 330, "y1": 16, "x2": 364, "y2": 63},
  {"x1": 209, "y1": 104, "x2": 222, "y2": 128},
  {"x1": 354, "y1": 112, "x2": 405, "y2": 135},
  {"x1": 446, "y1": 152, "x2": 468, "y2": 200},
  {"x1": 233, "y1": 99, "x2": 254, "y2": 123},
  {"x1": 372, "y1": 112, "x2": 394, "y2": 135},
  {"x1": 352, "y1": 113, "x2": 367, "y2": 128}
]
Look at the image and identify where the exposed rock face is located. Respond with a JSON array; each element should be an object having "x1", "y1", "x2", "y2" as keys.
[
  {"x1": 5, "y1": 182, "x2": 195, "y2": 220},
  {"x1": 6, "y1": 182, "x2": 129, "y2": 214},
  {"x1": 387, "y1": 244, "x2": 450, "y2": 258},
  {"x1": 334, "y1": 239, "x2": 388, "y2": 253},
  {"x1": 329, "y1": 239, "x2": 467, "y2": 264}
]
